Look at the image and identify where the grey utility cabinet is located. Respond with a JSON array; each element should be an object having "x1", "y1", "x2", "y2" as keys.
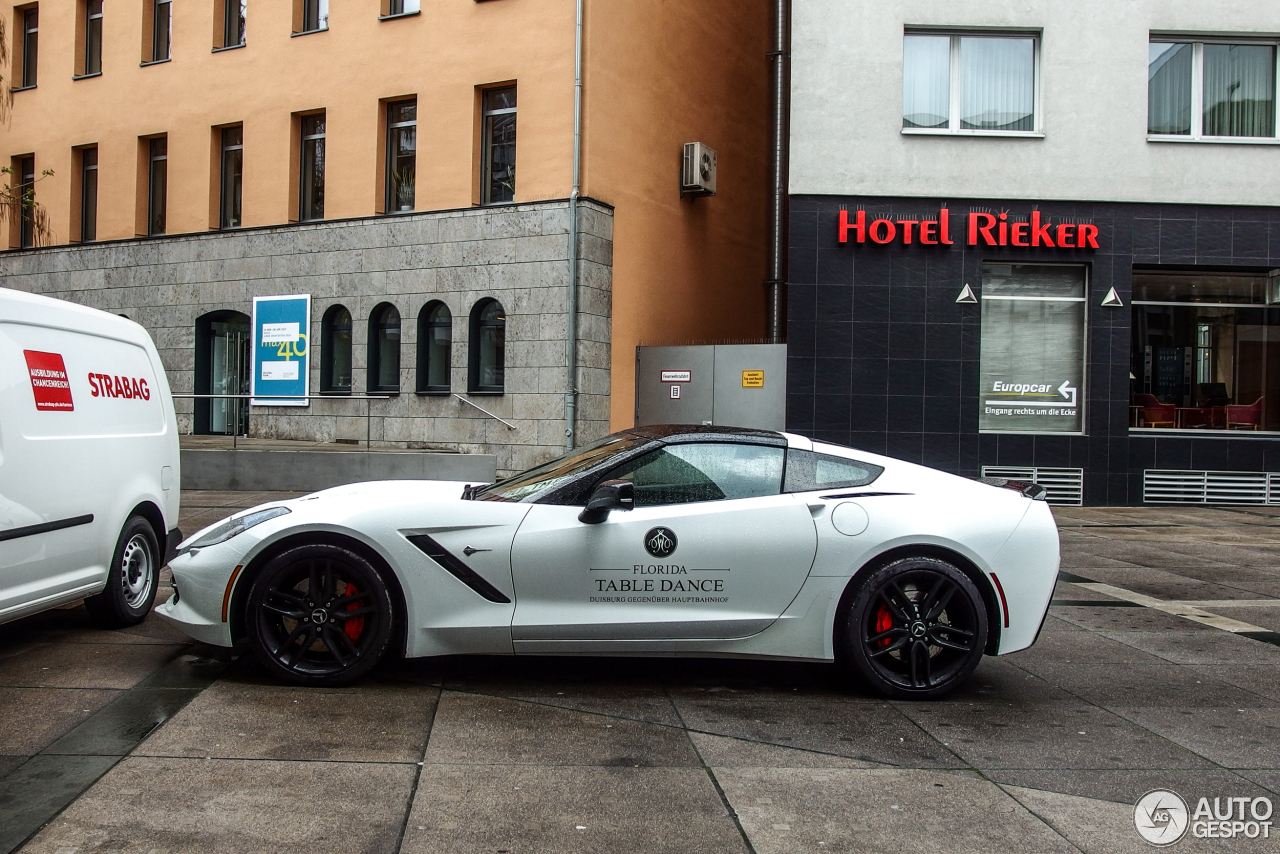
[{"x1": 635, "y1": 344, "x2": 787, "y2": 431}]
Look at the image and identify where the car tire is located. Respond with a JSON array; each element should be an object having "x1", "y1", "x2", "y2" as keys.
[
  {"x1": 843, "y1": 556, "x2": 988, "y2": 700},
  {"x1": 85, "y1": 515, "x2": 161, "y2": 629},
  {"x1": 246, "y1": 543, "x2": 395, "y2": 686}
]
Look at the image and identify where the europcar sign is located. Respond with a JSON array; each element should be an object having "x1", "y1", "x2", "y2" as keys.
[{"x1": 838, "y1": 208, "x2": 1100, "y2": 249}]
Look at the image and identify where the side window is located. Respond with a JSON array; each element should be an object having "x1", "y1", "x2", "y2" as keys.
[
  {"x1": 604, "y1": 443, "x2": 785, "y2": 507},
  {"x1": 783, "y1": 450, "x2": 883, "y2": 493}
]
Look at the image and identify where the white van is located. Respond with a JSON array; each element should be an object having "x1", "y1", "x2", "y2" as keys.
[{"x1": 0, "y1": 288, "x2": 180, "y2": 627}]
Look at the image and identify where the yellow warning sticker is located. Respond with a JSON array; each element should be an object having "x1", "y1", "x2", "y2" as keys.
[{"x1": 741, "y1": 370, "x2": 764, "y2": 388}]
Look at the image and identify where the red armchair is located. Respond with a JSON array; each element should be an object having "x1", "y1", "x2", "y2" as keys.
[
  {"x1": 1226, "y1": 397, "x2": 1264, "y2": 430},
  {"x1": 1141, "y1": 403, "x2": 1176, "y2": 428}
]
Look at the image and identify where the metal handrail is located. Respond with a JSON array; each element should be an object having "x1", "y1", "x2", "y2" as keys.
[
  {"x1": 171, "y1": 392, "x2": 395, "y2": 449},
  {"x1": 453, "y1": 394, "x2": 518, "y2": 430}
]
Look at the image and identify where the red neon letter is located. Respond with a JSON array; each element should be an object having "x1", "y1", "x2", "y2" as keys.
[
  {"x1": 1030, "y1": 211, "x2": 1055, "y2": 247},
  {"x1": 897, "y1": 220, "x2": 919, "y2": 244},
  {"x1": 940, "y1": 208, "x2": 955, "y2": 244},
  {"x1": 1011, "y1": 222, "x2": 1029, "y2": 246},
  {"x1": 869, "y1": 219, "x2": 896, "y2": 244},
  {"x1": 838, "y1": 209, "x2": 866, "y2": 244},
  {"x1": 919, "y1": 220, "x2": 938, "y2": 244},
  {"x1": 1078, "y1": 223, "x2": 1099, "y2": 248},
  {"x1": 1056, "y1": 224, "x2": 1075, "y2": 246},
  {"x1": 997, "y1": 213, "x2": 1009, "y2": 246},
  {"x1": 969, "y1": 213, "x2": 997, "y2": 245}
]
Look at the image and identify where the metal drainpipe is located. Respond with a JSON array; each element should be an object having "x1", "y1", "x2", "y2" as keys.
[
  {"x1": 565, "y1": 0, "x2": 584, "y2": 449},
  {"x1": 765, "y1": 0, "x2": 790, "y2": 342}
]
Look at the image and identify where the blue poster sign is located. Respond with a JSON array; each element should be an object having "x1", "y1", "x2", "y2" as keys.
[{"x1": 251, "y1": 294, "x2": 311, "y2": 406}]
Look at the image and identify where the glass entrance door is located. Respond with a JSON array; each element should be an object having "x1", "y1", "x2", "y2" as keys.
[{"x1": 209, "y1": 319, "x2": 250, "y2": 435}]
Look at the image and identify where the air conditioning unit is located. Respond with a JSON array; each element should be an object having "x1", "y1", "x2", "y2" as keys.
[{"x1": 681, "y1": 142, "x2": 717, "y2": 198}]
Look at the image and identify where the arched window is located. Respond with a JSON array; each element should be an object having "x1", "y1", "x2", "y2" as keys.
[
  {"x1": 468, "y1": 298, "x2": 505, "y2": 394},
  {"x1": 416, "y1": 301, "x2": 452, "y2": 394},
  {"x1": 368, "y1": 302, "x2": 401, "y2": 393},
  {"x1": 320, "y1": 304, "x2": 352, "y2": 394}
]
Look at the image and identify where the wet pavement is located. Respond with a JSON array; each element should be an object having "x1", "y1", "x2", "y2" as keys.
[{"x1": 1, "y1": 495, "x2": 1279, "y2": 853}]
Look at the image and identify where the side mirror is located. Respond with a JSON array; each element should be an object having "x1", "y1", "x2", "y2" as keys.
[{"x1": 578, "y1": 479, "x2": 634, "y2": 524}]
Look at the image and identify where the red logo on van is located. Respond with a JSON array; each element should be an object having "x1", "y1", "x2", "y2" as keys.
[{"x1": 24, "y1": 350, "x2": 75, "y2": 411}]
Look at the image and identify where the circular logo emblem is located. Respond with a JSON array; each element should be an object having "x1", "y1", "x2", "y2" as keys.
[
  {"x1": 644, "y1": 527, "x2": 678, "y2": 559},
  {"x1": 1134, "y1": 790, "x2": 1189, "y2": 846},
  {"x1": 910, "y1": 621, "x2": 927, "y2": 638},
  {"x1": 311, "y1": 608, "x2": 328, "y2": 624}
]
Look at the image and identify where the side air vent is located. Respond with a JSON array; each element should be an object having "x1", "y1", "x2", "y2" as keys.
[
  {"x1": 981, "y1": 466, "x2": 1084, "y2": 506},
  {"x1": 405, "y1": 534, "x2": 512, "y2": 603},
  {"x1": 1143, "y1": 470, "x2": 1275, "y2": 505}
]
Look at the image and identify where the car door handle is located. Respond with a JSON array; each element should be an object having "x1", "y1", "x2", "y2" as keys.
[{"x1": 463, "y1": 546, "x2": 492, "y2": 557}]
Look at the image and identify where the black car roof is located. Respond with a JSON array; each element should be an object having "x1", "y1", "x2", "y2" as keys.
[{"x1": 623, "y1": 424, "x2": 787, "y2": 446}]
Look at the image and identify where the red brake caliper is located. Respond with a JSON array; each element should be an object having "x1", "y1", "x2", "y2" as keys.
[
  {"x1": 343, "y1": 583, "x2": 364, "y2": 641},
  {"x1": 874, "y1": 605, "x2": 894, "y2": 647}
]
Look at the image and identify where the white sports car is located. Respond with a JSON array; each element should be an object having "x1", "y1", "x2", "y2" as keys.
[{"x1": 157, "y1": 426, "x2": 1060, "y2": 698}]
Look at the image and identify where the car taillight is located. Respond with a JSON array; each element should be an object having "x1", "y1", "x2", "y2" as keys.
[{"x1": 976, "y1": 476, "x2": 1047, "y2": 501}]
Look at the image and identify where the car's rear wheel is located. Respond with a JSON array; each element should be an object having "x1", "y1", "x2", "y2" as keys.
[
  {"x1": 843, "y1": 556, "x2": 988, "y2": 700},
  {"x1": 85, "y1": 515, "x2": 160, "y2": 628},
  {"x1": 247, "y1": 543, "x2": 394, "y2": 686}
]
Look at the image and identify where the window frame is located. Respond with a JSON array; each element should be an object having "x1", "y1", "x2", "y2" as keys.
[
  {"x1": 79, "y1": 0, "x2": 103, "y2": 76},
  {"x1": 901, "y1": 29, "x2": 1043, "y2": 138},
  {"x1": 298, "y1": 0, "x2": 328, "y2": 34},
  {"x1": 298, "y1": 112, "x2": 326, "y2": 222},
  {"x1": 416, "y1": 300, "x2": 452, "y2": 395},
  {"x1": 384, "y1": 98, "x2": 417, "y2": 214},
  {"x1": 480, "y1": 86, "x2": 517, "y2": 205},
  {"x1": 367, "y1": 302, "x2": 402, "y2": 394},
  {"x1": 149, "y1": 0, "x2": 171, "y2": 63},
  {"x1": 219, "y1": 125, "x2": 243, "y2": 230},
  {"x1": 19, "y1": 6, "x2": 37, "y2": 89},
  {"x1": 221, "y1": 0, "x2": 246, "y2": 49},
  {"x1": 1147, "y1": 37, "x2": 1280, "y2": 145},
  {"x1": 468, "y1": 298, "x2": 506, "y2": 394},
  {"x1": 80, "y1": 146, "x2": 98, "y2": 243},
  {"x1": 17, "y1": 155, "x2": 35, "y2": 248},
  {"x1": 147, "y1": 136, "x2": 168, "y2": 236},
  {"x1": 320, "y1": 303, "x2": 353, "y2": 394},
  {"x1": 382, "y1": 0, "x2": 420, "y2": 18}
]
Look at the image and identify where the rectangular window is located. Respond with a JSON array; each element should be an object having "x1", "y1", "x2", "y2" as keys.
[
  {"x1": 481, "y1": 86, "x2": 516, "y2": 205},
  {"x1": 1132, "y1": 271, "x2": 1280, "y2": 432},
  {"x1": 223, "y1": 0, "x2": 246, "y2": 47},
  {"x1": 220, "y1": 126, "x2": 243, "y2": 229},
  {"x1": 385, "y1": 99, "x2": 416, "y2": 213},
  {"x1": 80, "y1": 147, "x2": 98, "y2": 242},
  {"x1": 17, "y1": 155, "x2": 35, "y2": 248},
  {"x1": 386, "y1": 0, "x2": 420, "y2": 15},
  {"x1": 300, "y1": 0, "x2": 328, "y2": 33},
  {"x1": 903, "y1": 31, "x2": 1039, "y2": 134},
  {"x1": 83, "y1": 0, "x2": 102, "y2": 74},
  {"x1": 152, "y1": 0, "x2": 172, "y2": 62},
  {"x1": 1149, "y1": 40, "x2": 1278, "y2": 140},
  {"x1": 19, "y1": 6, "x2": 37, "y2": 87},
  {"x1": 299, "y1": 113, "x2": 325, "y2": 221},
  {"x1": 979, "y1": 264, "x2": 1087, "y2": 434},
  {"x1": 148, "y1": 137, "x2": 167, "y2": 235}
]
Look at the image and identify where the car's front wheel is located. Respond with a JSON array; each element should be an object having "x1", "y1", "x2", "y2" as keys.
[
  {"x1": 85, "y1": 515, "x2": 160, "y2": 628},
  {"x1": 844, "y1": 556, "x2": 988, "y2": 700},
  {"x1": 246, "y1": 543, "x2": 395, "y2": 686}
]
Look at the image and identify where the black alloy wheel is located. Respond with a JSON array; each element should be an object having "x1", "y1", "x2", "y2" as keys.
[
  {"x1": 844, "y1": 556, "x2": 988, "y2": 700},
  {"x1": 246, "y1": 543, "x2": 394, "y2": 686}
]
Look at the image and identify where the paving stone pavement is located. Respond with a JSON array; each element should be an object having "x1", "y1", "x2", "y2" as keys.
[{"x1": 1, "y1": 494, "x2": 1279, "y2": 853}]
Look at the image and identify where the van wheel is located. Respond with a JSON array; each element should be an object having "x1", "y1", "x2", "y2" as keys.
[
  {"x1": 246, "y1": 543, "x2": 394, "y2": 686},
  {"x1": 842, "y1": 556, "x2": 988, "y2": 700},
  {"x1": 85, "y1": 516, "x2": 160, "y2": 628}
]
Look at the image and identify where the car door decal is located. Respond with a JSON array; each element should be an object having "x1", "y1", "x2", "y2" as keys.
[
  {"x1": 0, "y1": 513, "x2": 94, "y2": 543},
  {"x1": 405, "y1": 534, "x2": 512, "y2": 604}
]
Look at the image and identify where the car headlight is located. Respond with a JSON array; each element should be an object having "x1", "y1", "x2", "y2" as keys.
[{"x1": 176, "y1": 506, "x2": 291, "y2": 556}]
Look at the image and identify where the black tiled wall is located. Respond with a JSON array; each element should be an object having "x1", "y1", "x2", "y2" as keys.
[{"x1": 786, "y1": 195, "x2": 1280, "y2": 505}]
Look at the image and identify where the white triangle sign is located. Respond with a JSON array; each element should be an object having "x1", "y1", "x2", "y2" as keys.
[
  {"x1": 1101, "y1": 287, "x2": 1124, "y2": 307},
  {"x1": 955, "y1": 284, "x2": 977, "y2": 304}
]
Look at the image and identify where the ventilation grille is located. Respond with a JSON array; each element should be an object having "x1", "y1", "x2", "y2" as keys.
[
  {"x1": 1143, "y1": 470, "x2": 1279, "y2": 505},
  {"x1": 981, "y1": 466, "x2": 1084, "y2": 506}
]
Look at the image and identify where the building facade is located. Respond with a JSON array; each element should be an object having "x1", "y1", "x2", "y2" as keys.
[
  {"x1": 788, "y1": 0, "x2": 1280, "y2": 505},
  {"x1": 0, "y1": 0, "x2": 773, "y2": 474}
]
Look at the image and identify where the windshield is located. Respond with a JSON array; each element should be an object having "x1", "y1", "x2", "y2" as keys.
[{"x1": 473, "y1": 433, "x2": 650, "y2": 502}]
